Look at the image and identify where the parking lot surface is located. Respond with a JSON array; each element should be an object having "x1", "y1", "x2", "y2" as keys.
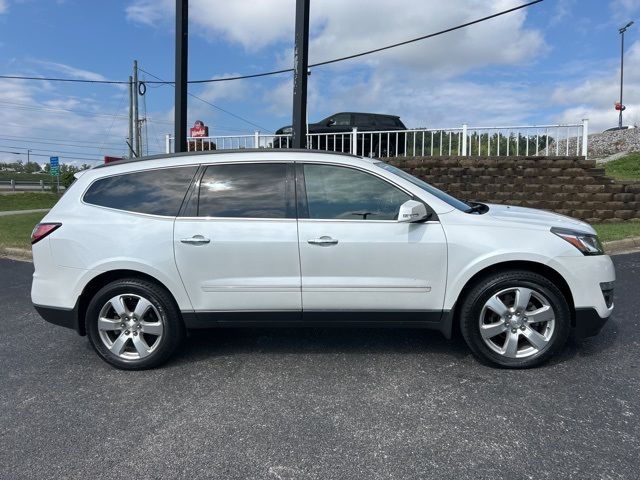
[{"x1": 1, "y1": 254, "x2": 639, "y2": 479}]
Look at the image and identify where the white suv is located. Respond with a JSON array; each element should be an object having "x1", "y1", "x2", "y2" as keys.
[{"x1": 31, "y1": 150, "x2": 615, "y2": 369}]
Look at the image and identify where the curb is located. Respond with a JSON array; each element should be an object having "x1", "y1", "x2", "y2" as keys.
[
  {"x1": 0, "y1": 247, "x2": 32, "y2": 262},
  {"x1": 604, "y1": 236, "x2": 640, "y2": 255}
]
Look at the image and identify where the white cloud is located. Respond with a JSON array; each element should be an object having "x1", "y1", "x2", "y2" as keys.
[
  {"x1": 552, "y1": 40, "x2": 640, "y2": 131},
  {"x1": 126, "y1": 0, "x2": 545, "y2": 76},
  {"x1": 611, "y1": 0, "x2": 640, "y2": 15},
  {"x1": 0, "y1": 0, "x2": 7, "y2": 14},
  {"x1": 33, "y1": 60, "x2": 109, "y2": 82}
]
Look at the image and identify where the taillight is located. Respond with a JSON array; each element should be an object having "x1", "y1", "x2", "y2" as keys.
[{"x1": 31, "y1": 223, "x2": 61, "y2": 245}]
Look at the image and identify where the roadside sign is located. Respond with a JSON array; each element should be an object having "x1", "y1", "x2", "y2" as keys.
[{"x1": 50, "y1": 157, "x2": 59, "y2": 177}]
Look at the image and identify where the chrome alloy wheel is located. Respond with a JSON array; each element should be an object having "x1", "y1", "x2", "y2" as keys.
[
  {"x1": 479, "y1": 287, "x2": 556, "y2": 359},
  {"x1": 97, "y1": 294, "x2": 164, "y2": 360}
]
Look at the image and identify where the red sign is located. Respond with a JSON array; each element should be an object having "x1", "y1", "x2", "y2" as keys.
[
  {"x1": 104, "y1": 156, "x2": 124, "y2": 164},
  {"x1": 190, "y1": 120, "x2": 209, "y2": 138},
  {"x1": 615, "y1": 102, "x2": 626, "y2": 111}
]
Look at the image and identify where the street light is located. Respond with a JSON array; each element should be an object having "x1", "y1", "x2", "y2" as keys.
[{"x1": 618, "y1": 21, "x2": 634, "y2": 129}]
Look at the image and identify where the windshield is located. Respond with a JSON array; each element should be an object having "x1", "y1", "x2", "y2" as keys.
[{"x1": 375, "y1": 162, "x2": 471, "y2": 212}]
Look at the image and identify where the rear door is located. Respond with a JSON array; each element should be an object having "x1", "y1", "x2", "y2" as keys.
[
  {"x1": 296, "y1": 162, "x2": 447, "y2": 315},
  {"x1": 173, "y1": 161, "x2": 301, "y2": 314}
]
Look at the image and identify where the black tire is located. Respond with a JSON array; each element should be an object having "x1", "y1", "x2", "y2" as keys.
[
  {"x1": 85, "y1": 278, "x2": 185, "y2": 370},
  {"x1": 459, "y1": 270, "x2": 571, "y2": 369}
]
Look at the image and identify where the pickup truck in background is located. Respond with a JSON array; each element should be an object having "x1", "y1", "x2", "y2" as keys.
[{"x1": 275, "y1": 112, "x2": 407, "y2": 156}]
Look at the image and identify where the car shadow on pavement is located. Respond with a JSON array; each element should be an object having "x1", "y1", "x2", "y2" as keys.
[{"x1": 175, "y1": 327, "x2": 471, "y2": 364}]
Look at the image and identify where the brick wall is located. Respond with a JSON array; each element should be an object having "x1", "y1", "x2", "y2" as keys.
[{"x1": 388, "y1": 156, "x2": 640, "y2": 223}]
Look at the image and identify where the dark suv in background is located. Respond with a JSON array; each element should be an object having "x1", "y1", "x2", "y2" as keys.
[{"x1": 275, "y1": 112, "x2": 407, "y2": 156}]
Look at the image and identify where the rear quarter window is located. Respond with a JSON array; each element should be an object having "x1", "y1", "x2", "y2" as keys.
[{"x1": 83, "y1": 166, "x2": 198, "y2": 216}]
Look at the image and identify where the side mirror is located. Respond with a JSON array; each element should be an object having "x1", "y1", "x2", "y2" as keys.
[
  {"x1": 327, "y1": 118, "x2": 336, "y2": 126},
  {"x1": 398, "y1": 200, "x2": 429, "y2": 223}
]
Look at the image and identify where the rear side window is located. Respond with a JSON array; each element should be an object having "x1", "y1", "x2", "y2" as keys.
[
  {"x1": 83, "y1": 166, "x2": 197, "y2": 216},
  {"x1": 195, "y1": 163, "x2": 292, "y2": 218},
  {"x1": 375, "y1": 116, "x2": 402, "y2": 128}
]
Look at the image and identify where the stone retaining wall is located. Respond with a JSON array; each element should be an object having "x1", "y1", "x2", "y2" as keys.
[{"x1": 388, "y1": 156, "x2": 640, "y2": 223}]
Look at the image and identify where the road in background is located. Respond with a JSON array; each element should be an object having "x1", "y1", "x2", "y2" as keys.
[{"x1": 1, "y1": 254, "x2": 638, "y2": 479}]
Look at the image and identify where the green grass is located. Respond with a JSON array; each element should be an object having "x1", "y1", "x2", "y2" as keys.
[
  {"x1": 593, "y1": 222, "x2": 640, "y2": 242},
  {"x1": 0, "y1": 212, "x2": 46, "y2": 250},
  {"x1": 0, "y1": 171, "x2": 52, "y2": 182},
  {"x1": 0, "y1": 192, "x2": 59, "y2": 211},
  {"x1": 604, "y1": 152, "x2": 640, "y2": 180}
]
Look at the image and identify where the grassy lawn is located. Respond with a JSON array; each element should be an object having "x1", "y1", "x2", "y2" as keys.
[
  {"x1": 0, "y1": 171, "x2": 53, "y2": 182},
  {"x1": 0, "y1": 192, "x2": 59, "y2": 211},
  {"x1": 593, "y1": 222, "x2": 640, "y2": 242},
  {"x1": 0, "y1": 212, "x2": 46, "y2": 250},
  {"x1": 604, "y1": 152, "x2": 640, "y2": 180}
]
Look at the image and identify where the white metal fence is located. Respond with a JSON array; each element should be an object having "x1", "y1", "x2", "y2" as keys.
[{"x1": 166, "y1": 120, "x2": 589, "y2": 158}]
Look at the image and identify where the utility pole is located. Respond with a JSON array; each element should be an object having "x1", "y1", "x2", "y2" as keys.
[
  {"x1": 128, "y1": 75, "x2": 134, "y2": 158},
  {"x1": 291, "y1": 0, "x2": 310, "y2": 149},
  {"x1": 133, "y1": 60, "x2": 140, "y2": 156},
  {"x1": 618, "y1": 21, "x2": 634, "y2": 129},
  {"x1": 174, "y1": 0, "x2": 189, "y2": 153}
]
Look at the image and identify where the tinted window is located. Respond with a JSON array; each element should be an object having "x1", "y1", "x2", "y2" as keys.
[
  {"x1": 84, "y1": 166, "x2": 197, "y2": 216},
  {"x1": 196, "y1": 163, "x2": 290, "y2": 218},
  {"x1": 376, "y1": 116, "x2": 402, "y2": 128},
  {"x1": 303, "y1": 164, "x2": 410, "y2": 220},
  {"x1": 331, "y1": 113, "x2": 351, "y2": 126},
  {"x1": 354, "y1": 114, "x2": 373, "y2": 126},
  {"x1": 375, "y1": 162, "x2": 470, "y2": 212}
]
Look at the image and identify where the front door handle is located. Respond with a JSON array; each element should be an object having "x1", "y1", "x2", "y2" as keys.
[
  {"x1": 308, "y1": 236, "x2": 339, "y2": 246},
  {"x1": 180, "y1": 235, "x2": 210, "y2": 245}
]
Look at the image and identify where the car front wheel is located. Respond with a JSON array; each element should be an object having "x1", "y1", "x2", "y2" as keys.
[
  {"x1": 85, "y1": 278, "x2": 184, "y2": 370},
  {"x1": 460, "y1": 270, "x2": 571, "y2": 368}
]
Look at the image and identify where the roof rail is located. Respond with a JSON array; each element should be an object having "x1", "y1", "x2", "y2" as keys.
[{"x1": 93, "y1": 148, "x2": 361, "y2": 169}]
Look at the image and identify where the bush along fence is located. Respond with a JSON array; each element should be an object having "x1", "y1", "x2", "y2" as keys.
[{"x1": 389, "y1": 156, "x2": 640, "y2": 223}]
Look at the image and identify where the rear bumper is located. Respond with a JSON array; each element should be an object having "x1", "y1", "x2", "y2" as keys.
[
  {"x1": 33, "y1": 303, "x2": 83, "y2": 335},
  {"x1": 574, "y1": 307, "x2": 610, "y2": 338}
]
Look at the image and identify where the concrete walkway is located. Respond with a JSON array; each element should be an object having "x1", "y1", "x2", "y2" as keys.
[{"x1": 0, "y1": 208, "x2": 50, "y2": 217}]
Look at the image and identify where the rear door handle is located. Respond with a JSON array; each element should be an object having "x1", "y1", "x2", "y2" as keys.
[
  {"x1": 180, "y1": 235, "x2": 210, "y2": 245},
  {"x1": 307, "y1": 236, "x2": 339, "y2": 246}
]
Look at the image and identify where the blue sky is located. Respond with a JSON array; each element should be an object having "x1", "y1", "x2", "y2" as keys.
[{"x1": 0, "y1": 0, "x2": 639, "y2": 165}]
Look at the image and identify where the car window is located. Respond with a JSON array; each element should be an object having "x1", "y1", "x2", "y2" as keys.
[
  {"x1": 83, "y1": 166, "x2": 197, "y2": 216},
  {"x1": 353, "y1": 114, "x2": 372, "y2": 126},
  {"x1": 331, "y1": 114, "x2": 351, "y2": 126},
  {"x1": 303, "y1": 164, "x2": 410, "y2": 220},
  {"x1": 196, "y1": 163, "x2": 291, "y2": 218},
  {"x1": 375, "y1": 116, "x2": 401, "y2": 128}
]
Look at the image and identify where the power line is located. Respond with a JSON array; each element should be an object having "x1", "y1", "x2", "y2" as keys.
[
  {"x1": 138, "y1": 67, "x2": 272, "y2": 132},
  {"x1": 0, "y1": 150, "x2": 102, "y2": 162},
  {"x1": 0, "y1": 144, "x2": 107, "y2": 158},
  {"x1": 0, "y1": 1, "x2": 543, "y2": 86},
  {"x1": 0, "y1": 136, "x2": 124, "y2": 149}
]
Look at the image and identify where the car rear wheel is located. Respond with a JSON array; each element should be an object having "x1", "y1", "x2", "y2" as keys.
[
  {"x1": 86, "y1": 278, "x2": 184, "y2": 370},
  {"x1": 459, "y1": 270, "x2": 571, "y2": 368}
]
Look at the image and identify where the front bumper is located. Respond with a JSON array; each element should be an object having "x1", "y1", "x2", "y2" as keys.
[{"x1": 574, "y1": 307, "x2": 610, "y2": 338}]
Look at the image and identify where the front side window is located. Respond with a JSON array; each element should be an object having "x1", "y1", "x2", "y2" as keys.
[
  {"x1": 83, "y1": 166, "x2": 197, "y2": 216},
  {"x1": 328, "y1": 113, "x2": 351, "y2": 126},
  {"x1": 303, "y1": 164, "x2": 411, "y2": 220},
  {"x1": 196, "y1": 163, "x2": 291, "y2": 218}
]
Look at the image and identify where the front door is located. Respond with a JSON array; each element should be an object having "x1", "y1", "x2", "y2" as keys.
[
  {"x1": 296, "y1": 162, "x2": 447, "y2": 314},
  {"x1": 173, "y1": 162, "x2": 301, "y2": 313}
]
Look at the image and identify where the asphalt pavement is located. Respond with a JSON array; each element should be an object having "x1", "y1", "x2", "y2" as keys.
[{"x1": 1, "y1": 254, "x2": 639, "y2": 480}]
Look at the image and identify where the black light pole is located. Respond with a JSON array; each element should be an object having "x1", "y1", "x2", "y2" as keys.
[
  {"x1": 291, "y1": 0, "x2": 310, "y2": 149},
  {"x1": 174, "y1": 0, "x2": 189, "y2": 153},
  {"x1": 619, "y1": 21, "x2": 634, "y2": 129}
]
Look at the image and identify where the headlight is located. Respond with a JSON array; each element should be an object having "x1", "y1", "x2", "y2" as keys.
[{"x1": 551, "y1": 227, "x2": 604, "y2": 255}]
